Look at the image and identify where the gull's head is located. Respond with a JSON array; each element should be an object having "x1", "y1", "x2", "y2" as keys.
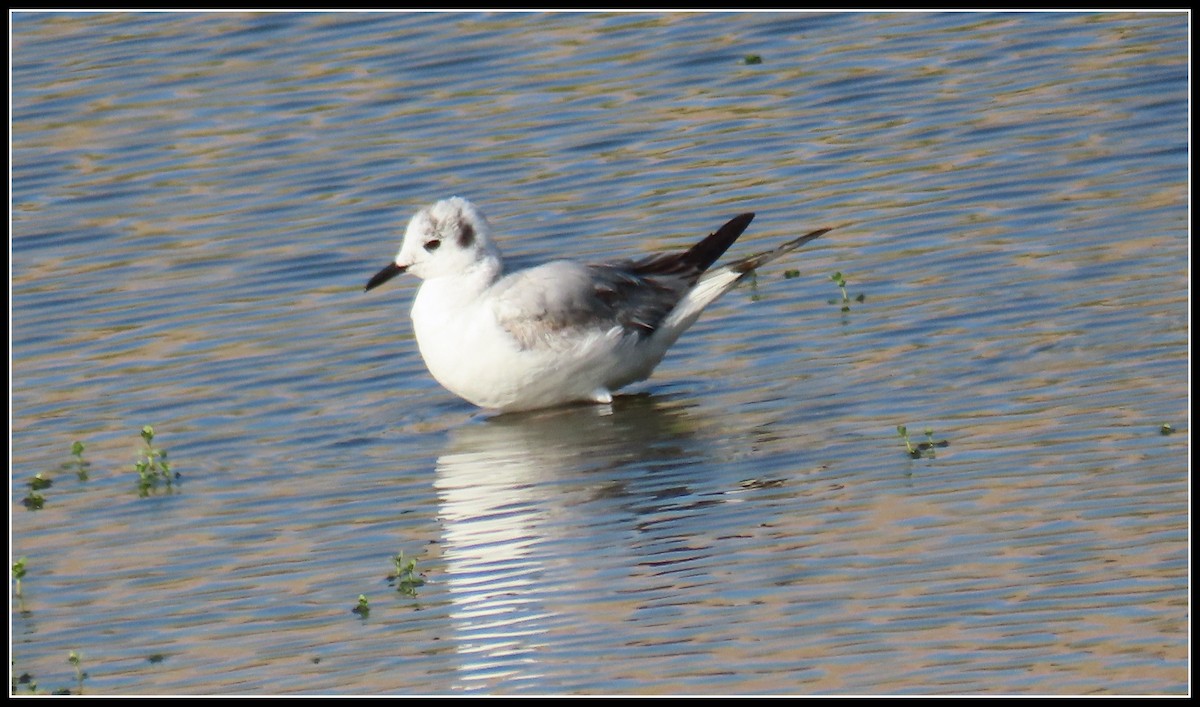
[{"x1": 365, "y1": 197, "x2": 500, "y2": 291}]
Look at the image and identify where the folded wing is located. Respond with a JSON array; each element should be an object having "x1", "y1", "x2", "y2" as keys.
[{"x1": 491, "y1": 214, "x2": 757, "y2": 349}]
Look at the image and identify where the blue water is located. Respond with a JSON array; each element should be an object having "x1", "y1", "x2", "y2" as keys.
[{"x1": 11, "y1": 11, "x2": 1189, "y2": 695}]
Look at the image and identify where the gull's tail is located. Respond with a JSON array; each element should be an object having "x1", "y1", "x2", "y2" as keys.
[{"x1": 656, "y1": 224, "x2": 835, "y2": 347}]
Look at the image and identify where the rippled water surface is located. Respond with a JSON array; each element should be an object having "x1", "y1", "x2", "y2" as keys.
[{"x1": 11, "y1": 11, "x2": 1189, "y2": 695}]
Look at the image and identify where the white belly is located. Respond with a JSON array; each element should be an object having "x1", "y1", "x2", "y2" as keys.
[{"x1": 410, "y1": 280, "x2": 647, "y2": 411}]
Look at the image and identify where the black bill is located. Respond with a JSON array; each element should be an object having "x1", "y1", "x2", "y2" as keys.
[{"x1": 365, "y1": 262, "x2": 406, "y2": 292}]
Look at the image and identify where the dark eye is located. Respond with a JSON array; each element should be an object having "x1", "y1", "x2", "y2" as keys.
[{"x1": 424, "y1": 239, "x2": 441, "y2": 252}]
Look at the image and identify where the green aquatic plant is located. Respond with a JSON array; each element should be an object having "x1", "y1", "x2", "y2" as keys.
[
  {"x1": 897, "y1": 425, "x2": 919, "y2": 458},
  {"x1": 134, "y1": 425, "x2": 175, "y2": 496},
  {"x1": 1160, "y1": 423, "x2": 1175, "y2": 435},
  {"x1": 828, "y1": 271, "x2": 866, "y2": 312},
  {"x1": 21, "y1": 442, "x2": 90, "y2": 510},
  {"x1": 745, "y1": 270, "x2": 761, "y2": 302},
  {"x1": 11, "y1": 669, "x2": 37, "y2": 695},
  {"x1": 922, "y1": 427, "x2": 942, "y2": 458},
  {"x1": 744, "y1": 54, "x2": 763, "y2": 65},
  {"x1": 390, "y1": 552, "x2": 426, "y2": 597},
  {"x1": 352, "y1": 594, "x2": 370, "y2": 617},
  {"x1": 67, "y1": 441, "x2": 89, "y2": 481},
  {"x1": 24, "y1": 471, "x2": 52, "y2": 509},
  {"x1": 12, "y1": 558, "x2": 27, "y2": 598},
  {"x1": 24, "y1": 475, "x2": 50, "y2": 508},
  {"x1": 832, "y1": 271, "x2": 849, "y2": 302},
  {"x1": 898, "y1": 425, "x2": 949, "y2": 459},
  {"x1": 67, "y1": 651, "x2": 85, "y2": 695}
]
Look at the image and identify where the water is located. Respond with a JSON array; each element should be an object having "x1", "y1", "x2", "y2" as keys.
[{"x1": 10, "y1": 11, "x2": 1189, "y2": 695}]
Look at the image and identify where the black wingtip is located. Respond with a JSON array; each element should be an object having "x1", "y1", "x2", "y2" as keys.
[
  {"x1": 730, "y1": 225, "x2": 833, "y2": 275},
  {"x1": 683, "y1": 212, "x2": 755, "y2": 273}
]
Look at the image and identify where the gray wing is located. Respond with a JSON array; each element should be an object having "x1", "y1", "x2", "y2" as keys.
[
  {"x1": 489, "y1": 259, "x2": 694, "y2": 351},
  {"x1": 491, "y1": 213, "x2": 757, "y2": 350}
]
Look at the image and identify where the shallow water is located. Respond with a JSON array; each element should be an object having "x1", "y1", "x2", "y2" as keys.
[{"x1": 10, "y1": 11, "x2": 1189, "y2": 695}]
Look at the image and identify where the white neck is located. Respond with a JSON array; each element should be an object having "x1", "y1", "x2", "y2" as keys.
[{"x1": 411, "y1": 256, "x2": 502, "y2": 321}]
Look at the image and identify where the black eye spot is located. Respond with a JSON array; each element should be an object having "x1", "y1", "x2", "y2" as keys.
[
  {"x1": 424, "y1": 239, "x2": 441, "y2": 252},
  {"x1": 457, "y1": 222, "x2": 475, "y2": 248}
]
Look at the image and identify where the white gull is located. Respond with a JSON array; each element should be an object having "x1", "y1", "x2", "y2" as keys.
[{"x1": 365, "y1": 197, "x2": 830, "y2": 412}]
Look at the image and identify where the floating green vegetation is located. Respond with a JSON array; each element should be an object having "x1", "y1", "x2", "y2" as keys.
[
  {"x1": 68, "y1": 651, "x2": 86, "y2": 695},
  {"x1": 67, "y1": 441, "x2": 89, "y2": 481},
  {"x1": 1160, "y1": 423, "x2": 1175, "y2": 435},
  {"x1": 352, "y1": 594, "x2": 370, "y2": 618},
  {"x1": 11, "y1": 669, "x2": 37, "y2": 695},
  {"x1": 23, "y1": 471, "x2": 52, "y2": 510},
  {"x1": 745, "y1": 270, "x2": 762, "y2": 302},
  {"x1": 898, "y1": 425, "x2": 917, "y2": 457},
  {"x1": 389, "y1": 552, "x2": 426, "y2": 597},
  {"x1": 744, "y1": 54, "x2": 763, "y2": 65},
  {"x1": 134, "y1": 425, "x2": 176, "y2": 497},
  {"x1": 12, "y1": 558, "x2": 27, "y2": 598},
  {"x1": 10, "y1": 653, "x2": 88, "y2": 696},
  {"x1": 20, "y1": 441, "x2": 94, "y2": 510},
  {"x1": 898, "y1": 425, "x2": 949, "y2": 459},
  {"x1": 829, "y1": 271, "x2": 866, "y2": 312}
]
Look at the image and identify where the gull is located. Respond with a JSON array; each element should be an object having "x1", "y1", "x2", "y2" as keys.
[{"x1": 365, "y1": 197, "x2": 830, "y2": 412}]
